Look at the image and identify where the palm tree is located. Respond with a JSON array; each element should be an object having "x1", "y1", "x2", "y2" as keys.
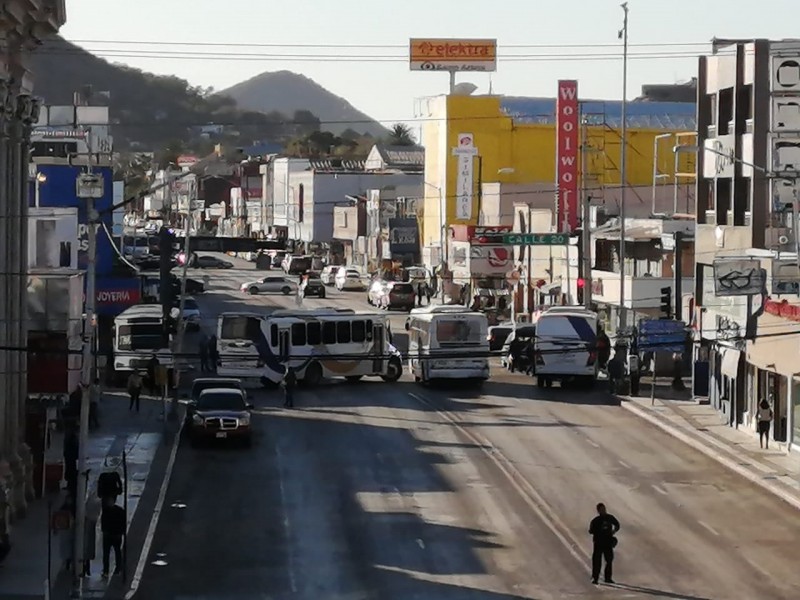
[{"x1": 387, "y1": 123, "x2": 416, "y2": 146}]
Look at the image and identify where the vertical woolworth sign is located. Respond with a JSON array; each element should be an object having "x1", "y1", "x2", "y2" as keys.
[{"x1": 556, "y1": 80, "x2": 579, "y2": 233}]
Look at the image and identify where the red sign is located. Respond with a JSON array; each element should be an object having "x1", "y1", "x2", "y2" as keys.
[
  {"x1": 177, "y1": 155, "x2": 199, "y2": 167},
  {"x1": 556, "y1": 80, "x2": 579, "y2": 233},
  {"x1": 764, "y1": 298, "x2": 800, "y2": 322},
  {"x1": 469, "y1": 225, "x2": 512, "y2": 243},
  {"x1": 96, "y1": 288, "x2": 141, "y2": 306}
]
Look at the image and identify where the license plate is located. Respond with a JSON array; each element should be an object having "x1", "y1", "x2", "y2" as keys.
[{"x1": 215, "y1": 432, "x2": 227, "y2": 439}]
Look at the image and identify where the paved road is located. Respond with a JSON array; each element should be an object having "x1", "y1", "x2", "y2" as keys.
[{"x1": 132, "y1": 257, "x2": 800, "y2": 600}]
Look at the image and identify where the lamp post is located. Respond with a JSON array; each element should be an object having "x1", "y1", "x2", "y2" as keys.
[
  {"x1": 423, "y1": 180, "x2": 446, "y2": 299},
  {"x1": 618, "y1": 1, "x2": 630, "y2": 331}
]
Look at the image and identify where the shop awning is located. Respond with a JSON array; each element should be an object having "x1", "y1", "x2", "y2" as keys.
[{"x1": 720, "y1": 348, "x2": 741, "y2": 378}]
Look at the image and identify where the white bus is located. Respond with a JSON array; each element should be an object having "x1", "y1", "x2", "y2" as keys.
[
  {"x1": 112, "y1": 305, "x2": 174, "y2": 385},
  {"x1": 406, "y1": 305, "x2": 490, "y2": 384},
  {"x1": 533, "y1": 306, "x2": 599, "y2": 389},
  {"x1": 216, "y1": 308, "x2": 403, "y2": 386}
]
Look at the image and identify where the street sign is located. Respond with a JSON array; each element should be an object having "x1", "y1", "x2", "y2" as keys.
[
  {"x1": 637, "y1": 319, "x2": 687, "y2": 352},
  {"x1": 75, "y1": 173, "x2": 104, "y2": 199},
  {"x1": 502, "y1": 233, "x2": 569, "y2": 245}
]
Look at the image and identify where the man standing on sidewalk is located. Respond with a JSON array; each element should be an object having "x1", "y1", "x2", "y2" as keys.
[
  {"x1": 127, "y1": 371, "x2": 143, "y2": 412},
  {"x1": 589, "y1": 502, "x2": 620, "y2": 584},
  {"x1": 101, "y1": 501, "x2": 126, "y2": 578}
]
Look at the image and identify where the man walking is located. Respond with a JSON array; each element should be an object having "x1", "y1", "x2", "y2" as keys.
[
  {"x1": 101, "y1": 500, "x2": 126, "y2": 578},
  {"x1": 127, "y1": 371, "x2": 143, "y2": 412},
  {"x1": 282, "y1": 366, "x2": 297, "y2": 408},
  {"x1": 589, "y1": 502, "x2": 620, "y2": 584},
  {"x1": 198, "y1": 333, "x2": 210, "y2": 373}
]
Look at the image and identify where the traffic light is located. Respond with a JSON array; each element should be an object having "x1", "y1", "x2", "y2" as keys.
[
  {"x1": 576, "y1": 278, "x2": 586, "y2": 305},
  {"x1": 660, "y1": 286, "x2": 672, "y2": 318},
  {"x1": 159, "y1": 227, "x2": 176, "y2": 339}
]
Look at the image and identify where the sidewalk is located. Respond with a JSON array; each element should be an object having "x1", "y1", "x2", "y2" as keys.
[
  {"x1": 0, "y1": 390, "x2": 169, "y2": 599},
  {"x1": 620, "y1": 379, "x2": 800, "y2": 512}
]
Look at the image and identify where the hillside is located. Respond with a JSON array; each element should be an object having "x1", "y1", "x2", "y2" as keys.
[{"x1": 220, "y1": 70, "x2": 388, "y2": 138}]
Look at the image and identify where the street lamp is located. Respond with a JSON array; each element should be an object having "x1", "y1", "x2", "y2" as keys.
[
  {"x1": 618, "y1": 1, "x2": 630, "y2": 331},
  {"x1": 34, "y1": 171, "x2": 46, "y2": 208}
]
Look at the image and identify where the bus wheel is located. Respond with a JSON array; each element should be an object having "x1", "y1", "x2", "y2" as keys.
[
  {"x1": 304, "y1": 362, "x2": 323, "y2": 387},
  {"x1": 382, "y1": 357, "x2": 403, "y2": 382}
]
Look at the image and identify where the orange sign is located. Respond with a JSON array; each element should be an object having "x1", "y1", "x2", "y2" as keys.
[{"x1": 409, "y1": 38, "x2": 497, "y2": 72}]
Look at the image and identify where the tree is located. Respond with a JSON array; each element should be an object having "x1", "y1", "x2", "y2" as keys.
[{"x1": 387, "y1": 123, "x2": 416, "y2": 146}]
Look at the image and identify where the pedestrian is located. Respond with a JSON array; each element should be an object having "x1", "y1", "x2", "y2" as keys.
[
  {"x1": 758, "y1": 399, "x2": 774, "y2": 449},
  {"x1": 54, "y1": 495, "x2": 75, "y2": 573},
  {"x1": 198, "y1": 335, "x2": 210, "y2": 373},
  {"x1": 425, "y1": 282, "x2": 432, "y2": 305},
  {"x1": 63, "y1": 424, "x2": 79, "y2": 501},
  {"x1": 89, "y1": 378, "x2": 101, "y2": 430},
  {"x1": 282, "y1": 366, "x2": 297, "y2": 408},
  {"x1": 607, "y1": 346, "x2": 625, "y2": 394},
  {"x1": 208, "y1": 335, "x2": 219, "y2": 372},
  {"x1": 146, "y1": 355, "x2": 159, "y2": 396},
  {"x1": 83, "y1": 495, "x2": 101, "y2": 576},
  {"x1": 596, "y1": 327, "x2": 611, "y2": 370},
  {"x1": 126, "y1": 371, "x2": 143, "y2": 412},
  {"x1": 101, "y1": 501, "x2": 126, "y2": 578},
  {"x1": 97, "y1": 460, "x2": 123, "y2": 507},
  {"x1": 416, "y1": 282, "x2": 425, "y2": 306},
  {"x1": 588, "y1": 502, "x2": 620, "y2": 585}
]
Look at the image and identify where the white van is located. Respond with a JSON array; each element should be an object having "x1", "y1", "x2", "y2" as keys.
[{"x1": 534, "y1": 306, "x2": 598, "y2": 388}]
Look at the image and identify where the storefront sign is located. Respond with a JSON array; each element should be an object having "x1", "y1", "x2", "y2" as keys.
[
  {"x1": 764, "y1": 298, "x2": 800, "y2": 322},
  {"x1": 556, "y1": 80, "x2": 579, "y2": 233},
  {"x1": 713, "y1": 258, "x2": 765, "y2": 296},
  {"x1": 469, "y1": 245, "x2": 511, "y2": 274},
  {"x1": 469, "y1": 225, "x2": 512, "y2": 243},
  {"x1": 409, "y1": 38, "x2": 497, "y2": 72},
  {"x1": 95, "y1": 279, "x2": 141, "y2": 316},
  {"x1": 388, "y1": 217, "x2": 419, "y2": 254},
  {"x1": 453, "y1": 133, "x2": 478, "y2": 220}
]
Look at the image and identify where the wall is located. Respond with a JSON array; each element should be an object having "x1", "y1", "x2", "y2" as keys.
[
  {"x1": 420, "y1": 94, "x2": 695, "y2": 247},
  {"x1": 748, "y1": 309, "x2": 800, "y2": 375},
  {"x1": 333, "y1": 206, "x2": 359, "y2": 240},
  {"x1": 27, "y1": 207, "x2": 78, "y2": 269},
  {"x1": 271, "y1": 157, "x2": 310, "y2": 226},
  {"x1": 591, "y1": 270, "x2": 694, "y2": 310},
  {"x1": 420, "y1": 95, "x2": 448, "y2": 250}
]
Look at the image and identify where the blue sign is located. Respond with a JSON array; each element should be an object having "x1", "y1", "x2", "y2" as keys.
[
  {"x1": 637, "y1": 319, "x2": 688, "y2": 352},
  {"x1": 30, "y1": 164, "x2": 115, "y2": 275}
]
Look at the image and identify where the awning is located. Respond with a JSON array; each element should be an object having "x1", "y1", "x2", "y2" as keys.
[
  {"x1": 720, "y1": 348, "x2": 741, "y2": 378},
  {"x1": 539, "y1": 282, "x2": 561, "y2": 295}
]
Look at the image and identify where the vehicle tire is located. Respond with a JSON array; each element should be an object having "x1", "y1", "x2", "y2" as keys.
[
  {"x1": 319, "y1": 290, "x2": 326, "y2": 299},
  {"x1": 248, "y1": 286, "x2": 259, "y2": 295},
  {"x1": 537, "y1": 377, "x2": 546, "y2": 388},
  {"x1": 346, "y1": 375, "x2": 363, "y2": 383},
  {"x1": 281, "y1": 286, "x2": 291, "y2": 295},
  {"x1": 381, "y1": 357, "x2": 403, "y2": 382},
  {"x1": 304, "y1": 361, "x2": 323, "y2": 387}
]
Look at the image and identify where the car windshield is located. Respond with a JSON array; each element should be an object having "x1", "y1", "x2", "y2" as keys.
[
  {"x1": 117, "y1": 324, "x2": 164, "y2": 351},
  {"x1": 392, "y1": 284, "x2": 414, "y2": 293},
  {"x1": 192, "y1": 381, "x2": 240, "y2": 401},
  {"x1": 197, "y1": 392, "x2": 246, "y2": 411}
]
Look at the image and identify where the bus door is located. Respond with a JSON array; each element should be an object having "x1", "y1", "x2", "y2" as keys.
[
  {"x1": 278, "y1": 327, "x2": 290, "y2": 363},
  {"x1": 371, "y1": 320, "x2": 384, "y2": 372}
]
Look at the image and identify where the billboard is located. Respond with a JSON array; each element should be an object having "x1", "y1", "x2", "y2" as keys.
[
  {"x1": 556, "y1": 80, "x2": 579, "y2": 233},
  {"x1": 95, "y1": 278, "x2": 142, "y2": 316},
  {"x1": 410, "y1": 38, "x2": 497, "y2": 72},
  {"x1": 388, "y1": 218, "x2": 419, "y2": 255}
]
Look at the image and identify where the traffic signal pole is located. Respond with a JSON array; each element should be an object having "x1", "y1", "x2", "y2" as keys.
[{"x1": 674, "y1": 230, "x2": 684, "y2": 321}]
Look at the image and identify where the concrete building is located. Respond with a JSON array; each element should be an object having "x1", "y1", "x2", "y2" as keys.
[
  {"x1": 693, "y1": 39, "x2": 800, "y2": 452},
  {"x1": 0, "y1": 0, "x2": 67, "y2": 559}
]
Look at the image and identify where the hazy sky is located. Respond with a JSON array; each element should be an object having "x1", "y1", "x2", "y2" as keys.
[{"x1": 60, "y1": 0, "x2": 796, "y2": 128}]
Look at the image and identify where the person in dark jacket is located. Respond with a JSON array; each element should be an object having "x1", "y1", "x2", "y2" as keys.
[
  {"x1": 208, "y1": 335, "x2": 219, "y2": 372},
  {"x1": 97, "y1": 462, "x2": 124, "y2": 507},
  {"x1": 198, "y1": 334, "x2": 210, "y2": 373},
  {"x1": 589, "y1": 502, "x2": 620, "y2": 584},
  {"x1": 282, "y1": 367, "x2": 297, "y2": 408},
  {"x1": 101, "y1": 502, "x2": 126, "y2": 577},
  {"x1": 63, "y1": 425, "x2": 79, "y2": 502},
  {"x1": 596, "y1": 327, "x2": 611, "y2": 369},
  {"x1": 146, "y1": 355, "x2": 159, "y2": 396}
]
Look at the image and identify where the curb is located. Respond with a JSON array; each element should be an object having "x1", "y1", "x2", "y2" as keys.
[{"x1": 621, "y1": 400, "x2": 800, "y2": 513}]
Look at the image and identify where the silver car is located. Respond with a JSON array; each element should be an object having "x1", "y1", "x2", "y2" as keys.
[{"x1": 240, "y1": 276, "x2": 298, "y2": 295}]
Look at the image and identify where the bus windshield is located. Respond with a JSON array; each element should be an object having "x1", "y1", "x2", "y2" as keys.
[
  {"x1": 435, "y1": 319, "x2": 482, "y2": 345},
  {"x1": 117, "y1": 324, "x2": 164, "y2": 350}
]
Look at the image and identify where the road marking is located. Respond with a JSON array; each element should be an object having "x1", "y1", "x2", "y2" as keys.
[
  {"x1": 124, "y1": 421, "x2": 184, "y2": 600},
  {"x1": 585, "y1": 439, "x2": 600, "y2": 449},
  {"x1": 416, "y1": 538, "x2": 426, "y2": 550},
  {"x1": 698, "y1": 520, "x2": 719, "y2": 536},
  {"x1": 618, "y1": 460, "x2": 630, "y2": 469},
  {"x1": 275, "y1": 444, "x2": 298, "y2": 593},
  {"x1": 652, "y1": 484, "x2": 669, "y2": 496}
]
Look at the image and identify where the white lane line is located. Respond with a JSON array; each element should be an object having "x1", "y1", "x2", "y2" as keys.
[
  {"x1": 698, "y1": 520, "x2": 720, "y2": 536},
  {"x1": 586, "y1": 439, "x2": 600, "y2": 449},
  {"x1": 618, "y1": 460, "x2": 630, "y2": 469},
  {"x1": 275, "y1": 444, "x2": 298, "y2": 593},
  {"x1": 124, "y1": 421, "x2": 184, "y2": 600},
  {"x1": 652, "y1": 484, "x2": 669, "y2": 496},
  {"x1": 416, "y1": 538, "x2": 426, "y2": 550}
]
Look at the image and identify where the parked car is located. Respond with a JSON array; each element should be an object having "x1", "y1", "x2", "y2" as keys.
[
  {"x1": 240, "y1": 276, "x2": 298, "y2": 295},
  {"x1": 300, "y1": 273, "x2": 326, "y2": 298},
  {"x1": 379, "y1": 281, "x2": 416, "y2": 311},
  {"x1": 194, "y1": 255, "x2": 233, "y2": 269},
  {"x1": 367, "y1": 279, "x2": 389, "y2": 305},
  {"x1": 186, "y1": 387, "x2": 253, "y2": 447},
  {"x1": 488, "y1": 323, "x2": 515, "y2": 352},
  {"x1": 320, "y1": 265, "x2": 341, "y2": 286},
  {"x1": 284, "y1": 255, "x2": 313, "y2": 275},
  {"x1": 335, "y1": 268, "x2": 365, "y2": 291},
  {"x1": 170, "y1": 297, "x2": 202, "y2": 331}
]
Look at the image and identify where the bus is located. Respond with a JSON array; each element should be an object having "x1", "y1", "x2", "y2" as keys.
[
  {"x1": 533, "y1": 306, "x2": 599, "y2": 389},
  {"x1": 406, "y1": 305, "x2": 490, "y2": 384},
  {"x1": 215, "y1": 308, "x2": 403, "y2": 386},
  {"x1": 112, "y1": 305, "x2": 174, "y2": 385}
]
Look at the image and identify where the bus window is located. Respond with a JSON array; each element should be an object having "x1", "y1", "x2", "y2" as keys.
[
  {"x1": 307, "y1": 322, "x2": 321, "y2": 345},
  {"x1": 291, "y1": 323, "x2": 307, "y2": 346},
  {"x1": 352, "y1": 320, "x2": 366, "y2": 343},
  {"x1": 221, "y1": 316, "x2": 262, "y2": 343},
  {"x1": 336, "y1": 321, "x2": 351, "y2": 343},
  {"x1": 365, "y1": 320, "x2": 373, "y2": 341},
  {"x1": 270, "y1": 324, "x2": 278, "y2": 346},
  {"x1": 323, "y1": 322, "x2": 336, "y2": 344}
]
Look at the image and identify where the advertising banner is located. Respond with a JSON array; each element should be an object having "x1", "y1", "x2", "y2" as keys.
[
  {"x1": 453, "y1": 133, "x2": 478, "y2": 221},
  {"x1": 410, "y1": 39, "x2": 497, "y2": 72},
  {"x1": 556, "y1": 80, "x2": 579, "y2": 233},
  {"x1": 388, "y1": 217, "x2": 419, "y2": 254}
]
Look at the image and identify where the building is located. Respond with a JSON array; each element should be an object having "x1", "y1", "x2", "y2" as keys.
[
  {"x1": 0, "y1": 0, "x2": 67, "y2": 560},
  {"x1": 693, "y1": 39, "x2": 800, "y2": 452},
  {"x1": 416, "y1": 93, "x2": 697, "y2": 269}
]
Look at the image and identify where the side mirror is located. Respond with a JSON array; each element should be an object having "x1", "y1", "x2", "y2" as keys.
[{"x1": 246, "y1": 403, "x2": 254, "y2": 410}]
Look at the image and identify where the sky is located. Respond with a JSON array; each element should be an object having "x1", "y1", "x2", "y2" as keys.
[{"x1": 60, "y1": 0, "x2": 798, "y2": 131}]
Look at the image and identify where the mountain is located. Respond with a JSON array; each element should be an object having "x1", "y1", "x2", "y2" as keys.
[{"x1": 220, "y1": 71, "x2": 388, "y2": 138}]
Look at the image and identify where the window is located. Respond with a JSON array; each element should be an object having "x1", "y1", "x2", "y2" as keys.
[
  {"x1": 436, "y1": 320, "x2": 482, "y2": 344},
  {"x1": 291, "y1": 323, "x2": 306, "y2": 346},
  {"x1": 337, "y1": 321, "x2": 351, "y2": 343},
  {"x1": 221, "y1": 316, "x2": 261, "y2": 342},
  {"x1": 352, "y1": 320, "x2": 366, "y2": 342},
  {"x1": 270, "y1": 324, "x2": 278, "y2": 346},
  {"x1": 323, "y1": 321, "x2": 336, "y2": 344},
  {"x1": 365, "y1": 320, "x2": 374, "y2": 341},
  {"x1": 307, "y1": 322, "x2": 322, "y2": 345}
]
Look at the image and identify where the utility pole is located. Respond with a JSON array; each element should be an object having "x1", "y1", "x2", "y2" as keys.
[
  {"x1": 72, "y1": 132, "x2": 102, "y2": 598},
  {"x1": 674, "y1": 230, "x2": 684, "y2": 321},
  {"x1": 618, "y1": 2, "x2": 630, "y2": 331},
  {"x1": 172, "y1": 178, "x2": 196, "y2": 412},
  {"x1": 581, "y1": 113, "x2": 593, "y2": 310}
]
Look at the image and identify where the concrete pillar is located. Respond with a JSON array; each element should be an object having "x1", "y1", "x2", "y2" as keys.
[{"x1": 0, "y1": 69, "x2": 12, "y2": 558}]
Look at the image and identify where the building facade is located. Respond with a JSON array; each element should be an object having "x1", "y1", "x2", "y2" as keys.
[
  {"x1": 694, "y1": 39, "x2": 800, "y2": 452},
  {"x1": 1, "y1": 0, "x2": 67, "y2": 559}
]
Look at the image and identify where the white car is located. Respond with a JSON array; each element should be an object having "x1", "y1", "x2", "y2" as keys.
[
  {"x1": 320, "y1": 265, "x2": 342, "y2": 286},
  {"x1": 367, "y1": 279, "x2": 389, "y2": 305},
  {"x1": 240, "y1": 276, "x2": 298, "y2": 295},
  {"x1": 335, "y1": 268, "x2": 366, "y2": 291},
  {"x1": 171, "y1": 297, "x2": 201, "y2": 331}
]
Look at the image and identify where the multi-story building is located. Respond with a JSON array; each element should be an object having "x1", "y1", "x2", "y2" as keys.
[{"x1": 694, "y1": 39, "x2": 800, "y2": 452}]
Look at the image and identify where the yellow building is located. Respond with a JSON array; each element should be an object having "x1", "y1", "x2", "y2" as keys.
[{"x1": 418, "y1": 93, "x2": 696, "y2": 262}]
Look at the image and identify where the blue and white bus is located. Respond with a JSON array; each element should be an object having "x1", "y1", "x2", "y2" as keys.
[{"x1": 216, "y1": 308, "x2": 403, "y2": 386}]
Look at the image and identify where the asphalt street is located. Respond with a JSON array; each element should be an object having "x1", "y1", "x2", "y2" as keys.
[{"x1": 132, "y1": 256, "x2": 800, "y2": 600}]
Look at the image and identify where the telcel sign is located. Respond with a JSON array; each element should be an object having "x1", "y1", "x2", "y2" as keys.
[{"x1": 410, "y1": 38, "x2": 497, "y2": 72}]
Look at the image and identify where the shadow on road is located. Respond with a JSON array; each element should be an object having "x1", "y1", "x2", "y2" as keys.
[{"x1": 608, "y1": 582, "x2": 714, "y2": 600}]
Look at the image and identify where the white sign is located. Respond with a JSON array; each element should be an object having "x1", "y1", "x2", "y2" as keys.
[
  {"x1": 76, "y1": 174, "x2": 104, "y2": 199},
  {"x1": 713, "y1": 258, "x2": 765, "y2": 297},
  {"x1": 703, "y1": 136, "x2": 735, "y2": 178},
  {"x1": 453, "y1": 133, "x2": 477, "y2": 220}
]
